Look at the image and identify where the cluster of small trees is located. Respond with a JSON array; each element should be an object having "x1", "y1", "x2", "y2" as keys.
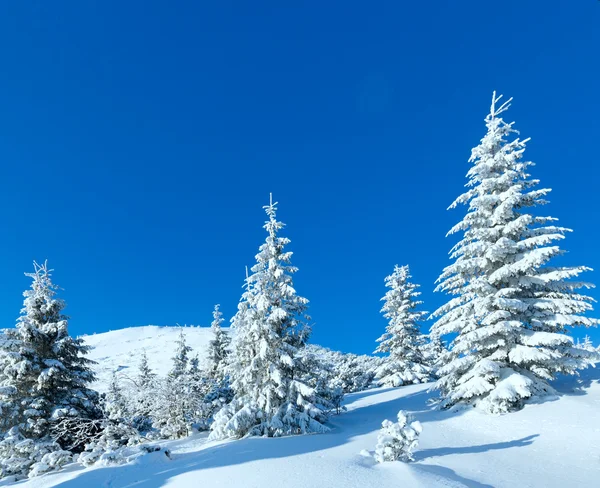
[
  {"x1": 0, "y1": 263, "x2": 237, "y2": 479},
  {"x1": 1, "y1": 92, "x2": 598, "y2": 476}
]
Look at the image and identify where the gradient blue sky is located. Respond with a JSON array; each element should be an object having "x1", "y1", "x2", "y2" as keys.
[{"x1": 0, "y1": 1, "x2": 598, "y2": 354}]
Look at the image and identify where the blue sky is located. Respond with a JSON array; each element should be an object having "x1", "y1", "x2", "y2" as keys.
[{"x1": 0, "y1": 1, "x2": 598, "y2": 354}]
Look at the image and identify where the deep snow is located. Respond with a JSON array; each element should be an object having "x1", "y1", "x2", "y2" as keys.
[{"x1": 4, "y1": 326, "x2": 598, "y2": 488}]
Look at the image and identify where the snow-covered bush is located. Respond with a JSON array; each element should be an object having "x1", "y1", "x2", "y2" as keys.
[
  {"x1": 431, "y1": 93, "x2": 599, "y2": 414},
  {"x1": 294, "y1": 346, "x2": 346, "y2": 415},
  {"x1": 337, "y1": 353, "x2": 382, "y2": 393},
  {"x1": 296, "y1": 344, "x2": 381, "y2": 401},
  {"x1": 375, "y1": 265, "x2": 430, "y2": 387},
  {"x1": 50, "y1": 417, "x2": 103, "y2": 453},
  {"x1": 0, "y1": 427, "x2": 70, "y2": 480},
  {"x1": 374, "y1": 410, "x2": 422, "y2": 463},
  {"x1": 77, "y1": 420, "x2": 140, "y2": 467},
  {"x1": 28, "y1": 449, "x2": 72, "y2": 478}
]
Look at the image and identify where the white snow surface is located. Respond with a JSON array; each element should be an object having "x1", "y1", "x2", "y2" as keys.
[
  {"x1": 5, "y1": 326, "x2": 598, "y2": 488},
  {"x1": 81, "y1": 325, "x2": 221, "y2": 393}
]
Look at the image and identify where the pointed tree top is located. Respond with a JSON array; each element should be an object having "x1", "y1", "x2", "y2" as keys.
[
  {"x1": 25, "y1": 260, "x2": 53, "y2": 284},
  {"x1": 489, "y1": 91, "x2": 512, "y2": 120},
  {"x1": 264, "y1": 192, "x2": 278, "y2": 220}
]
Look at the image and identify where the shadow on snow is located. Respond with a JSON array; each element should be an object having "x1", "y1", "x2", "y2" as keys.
[
  {"x1": 21, "y1": 386, "x2": 541, "y2": 488},
  {"x1": 415, "y1": 434, "x2": 539, "y2": 461}
]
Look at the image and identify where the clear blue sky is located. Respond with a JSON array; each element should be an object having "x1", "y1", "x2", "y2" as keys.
[{"x1": 0, "y1": 1, "x2": 598, "y2": 354}]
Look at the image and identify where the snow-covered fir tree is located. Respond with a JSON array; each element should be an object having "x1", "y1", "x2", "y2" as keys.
[
  {"x1": 129, "y1": 350, "x2": 156, "y2": 432},
  {"x1": 206, "y1": 304, "x2": 231, "y2": 383},
  {"x1": 575, "y1": 335, "x2": 595, "y2": 353},
  {"x1": 0, "y1": 262, "x2": 100, "y2": 479},
  {"x1": 421, "y1": 334, "x2": 448, "y2": 379},
  {"x1": 374, "y1": 410, "x2": 422, "y2": 463},
  {"x1": 137, "y1": 349, "x2": 156, "y2": 390},
  {"x1": 210, "y1": 195, "x2": 328, "y2": 440},
  {"x1": 374, "y1": 265, "x2": 430, "y2": 387},
  {"x1": 152, "y1": 330, "x2": 197, "y2": 438},
  {"x1": 169, "y1": 329, "x2": 192, "y2": 380},
  {"x1": 0, "y1": 330, "x2": 17, "y2": 435},
  {"x1": 103, "y1": 373, "x2": 129, "y2": 421},
  {"x1": 431, "y1": 93, "x2": 599, "y2": 414}
]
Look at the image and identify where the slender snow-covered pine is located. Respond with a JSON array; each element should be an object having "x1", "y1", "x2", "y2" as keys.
[
  {"x1": 169, "y1": 328, "x2": 192, "y2": 380},
  {"x1": 127, "y1": 349, "x2": 156, "y2": 432},
  {"x1": 431, "y1": 93, "x2": 598, "y2": 414},
  {"x1": 375, "y1": 265, "x2": 430, "y2": 387},
  {"x1": 210, "y1": 195, "x2": 328, "y2": 440},
  {"x1": 137, "y1": 349, "x2": 156, "y2": 391},
  {"x1": 206, "y1": 304, "x2": 231, "y2": 383},
  {"x1": 104, "y1": 373, "x2": 129, "y2": 421}
]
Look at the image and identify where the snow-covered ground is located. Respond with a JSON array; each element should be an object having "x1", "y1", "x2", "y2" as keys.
[
  {"x1": 82, "y1": 325, "x2": 220, "y2": 392},
  {"x1": 6, "y1": 326, "x2": 597, "y2": 487}
]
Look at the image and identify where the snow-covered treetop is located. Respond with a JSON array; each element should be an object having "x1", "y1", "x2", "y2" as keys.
[
  {"x1": 19, "y1": 261, "x2": 68, "y2": 335},
  {"x1": 247, "y1": 193, "x2": 310, "y2": 345},
  {"x1": 169, "y1": 329, "x2": 192, "y2": 379},
  {"x1": 211, "y1": 304, "x2": 224, "y2": 331},
  {"x1": 434, "y1": 91, "x2": 597, "y2": 334},
  {"x1": 375, "y1": 264, "x2": 427, "y2": 356}
]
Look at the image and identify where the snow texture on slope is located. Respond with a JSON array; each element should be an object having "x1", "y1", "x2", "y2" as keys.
[
  {"x1": 81, "y1": 326, "x2": 223, "y2": 393},
  {"x1": 4, "y1": 345, "x2": 598, "y2": 487}
]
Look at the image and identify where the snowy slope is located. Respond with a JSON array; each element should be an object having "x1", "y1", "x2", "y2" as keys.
[
  {"x1": 5, "y1": 355, "x2": 599, "y2": 487},
  {"x1": 81, "y1": 325, "x2": 223, "y2": 392}
]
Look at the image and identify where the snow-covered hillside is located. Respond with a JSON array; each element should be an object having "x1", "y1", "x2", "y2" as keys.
[
  {"x1": 6, "y1": 326, "x2": 599, "y2": 488},
  {"x1": 82, "y1": 326, "x2": 223, "y2": 392},
  {"x1": 6, "y1": 369, "x2": 599, "y2": 488}
]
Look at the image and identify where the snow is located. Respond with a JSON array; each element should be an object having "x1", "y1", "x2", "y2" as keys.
[
  {"x1": 81, "y1": 326, "x2": 222, "y2": 393},
  {"x1": 4, "y1": 324, "x2": 599, "y2": 487}
]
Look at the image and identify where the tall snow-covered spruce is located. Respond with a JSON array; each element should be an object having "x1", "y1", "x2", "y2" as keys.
[
  {"x1": 375, "y1": 265, "x2": 430, "y2": 387},
  {"x1": 431, "y1": 93, "x2": 598, "y2": 413},
  {"x1": 210, "y1": 195, "x2": 328, "y2": 439},
  {"x1": 0, "y1": 262, "x2": 99, "y2": 479}
]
